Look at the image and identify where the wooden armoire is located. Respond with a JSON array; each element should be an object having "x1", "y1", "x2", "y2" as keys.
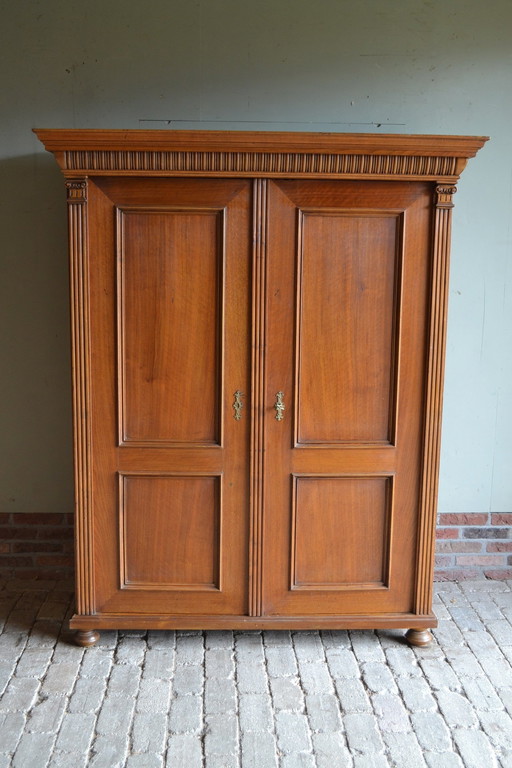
[{"x1": 35, "y1": 130, "x2": 486, "y2": 647}]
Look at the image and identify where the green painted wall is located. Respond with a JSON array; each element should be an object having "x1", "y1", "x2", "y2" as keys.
[{"x1": 0, "y1": 0, "x2": 510, "y2": 517}]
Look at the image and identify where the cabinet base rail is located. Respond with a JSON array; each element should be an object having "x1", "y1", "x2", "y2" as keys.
[{"x1": 71, "y1": 612, "x2": 435, "y2": 647}]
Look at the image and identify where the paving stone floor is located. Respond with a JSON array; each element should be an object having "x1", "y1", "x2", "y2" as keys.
[{"x1": 0, "y1": 578, "x2": 512, "y2": 767}]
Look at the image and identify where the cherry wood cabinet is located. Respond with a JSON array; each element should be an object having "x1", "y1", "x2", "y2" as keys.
[{"x1": 35, "y1": 130, "x2": 487, "y2": 647}]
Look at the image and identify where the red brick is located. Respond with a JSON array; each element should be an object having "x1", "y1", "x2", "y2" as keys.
[
  {"x1": 436, "y1": 541, "x2": 481, "y2": 553},
  {"x1": 435, "y1": 555, "x2": 454, "y2": 568},
  {"x1": 36, "y1": 527, "x2": 74, "y2": 540},
  {"x1": 491, "y1": 514, "x2": 512, "y2": 526},
  {"x1": 484, "y1": 569, "x2": 512, "y2": 580},
  {"x1": 438, "y1": 513, "x2": 489, "y2": 526},
  {"x1": 464, "y1": 528, "x2": 509, "y2": 539},
  {"x1": 0, "y1": 514, "x2": 10, "y2": 524},
  {"x1": 0, "y1": 556, "x2": 33, "y2": 567},
  {"x1": 456, "y1": 555, "x2": 506, "y2": 566},
  {"x1": 487, "y1": 542, "x2": 512, "y2": 553},
  {"x1": 35, "y1": 555, "x2": 74, "y2": 568},
  {"x1": 37, "y1": 567, "x2": 74, "y2": 577},
  {"x1": 436, "y1": 528, "x2": 459, "y2": 539},
  {"x1": 12, "y1": 542, "x2": 64, "y2": 554},
  {"x1": 9, "y1": 569, "x2": 51, "y2": 580},
  {"x1": 0, "y1": 527, "x2": 36, "y2": 540},
  {"x1": 0, "y1": 542, "x2": 10, "y2": 554},
  {"x1": 452, "y1": 542, "x2": 483, "y2": 553},
  {"x1": 12, "y1": 513, "x2": 67, "y2": 526},
  {"x1": 434, "y1": 569, "x2": 481, "y2": 581}
]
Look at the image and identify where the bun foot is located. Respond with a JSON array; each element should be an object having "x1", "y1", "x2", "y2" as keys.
[
  {"x1": 405, "y1": 628, "x2": 433, "y2": 648},
  {"x1": 75, "y1": 630, "x2": 100, "y2": 647}
]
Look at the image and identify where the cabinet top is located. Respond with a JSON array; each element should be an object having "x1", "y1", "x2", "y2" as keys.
[{"x1": 34, "y1": 129, "x2": 488, "y2": 182}]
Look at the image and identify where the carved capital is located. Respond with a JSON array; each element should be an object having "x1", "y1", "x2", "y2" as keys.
[
  {"x1": 435, "y1": 184, "x2": 457, "y2": 209},
  {"x1": 66, "y1": 179, "x2": 88, "y2": 203}
]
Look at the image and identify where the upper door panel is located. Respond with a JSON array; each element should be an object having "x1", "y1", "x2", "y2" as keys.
[
  {"x1": 119, "y1": 207, "x2": 223, "y2": 446},
  {"x1": 296, "y1": 207, "x2": 402, "y2": 446}
]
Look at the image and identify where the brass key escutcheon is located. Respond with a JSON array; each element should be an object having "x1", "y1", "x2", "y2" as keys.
[
  {"x1": 274, "y1": 391, "x2": 285, "y2": 421},
  {"x1": 233, "y1": 390, "x2": 244, "y2": 421}
]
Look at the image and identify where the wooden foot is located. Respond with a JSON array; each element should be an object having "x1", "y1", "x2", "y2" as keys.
[
  {"x1": 405, "y1": 628, "x2": 433, "y2": 648},
  {"x1": 75, "y1": 630, "x2": 100, "y2": 647}
]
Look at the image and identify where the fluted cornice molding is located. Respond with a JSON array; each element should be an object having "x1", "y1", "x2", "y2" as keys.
[{"x1": 35, "y1": 129, "x2": 488, "y2": 181}]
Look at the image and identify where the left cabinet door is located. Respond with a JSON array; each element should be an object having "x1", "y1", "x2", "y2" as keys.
[{"x1": 82, "y1": 177, "x2": 252, "y2": 617}]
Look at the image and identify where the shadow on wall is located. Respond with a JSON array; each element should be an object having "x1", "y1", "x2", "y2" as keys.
[{"x1": 0, "y1": 152, "x2": 74, "y2": 516}]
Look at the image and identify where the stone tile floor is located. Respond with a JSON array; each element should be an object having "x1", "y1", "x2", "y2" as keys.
[{"x1": 0, "y1": 579, "x2": 511, "y2": 767}]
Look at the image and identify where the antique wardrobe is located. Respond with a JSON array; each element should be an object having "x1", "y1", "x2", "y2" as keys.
[{"x1": 35, "y1": 130, "x2": 486, "y2": 646}]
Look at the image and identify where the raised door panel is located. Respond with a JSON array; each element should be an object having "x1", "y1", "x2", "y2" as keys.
[
  {"x1": 86, "y1": 178, "x2": 251, "y2": 616},
  {"x1": 119, "y1": 208, "x2": 222, "y2": 445},
  {"x1": 297, "y1": 210, "x2": 400, "y2": 445},
  {"x1": 262, "y1": 179, "x2": 431, "y2": 616},
  {"x1": 120, "y1": 474, "x2": 221, "y2": 589},
  {"x1": 292, "y1": 475, "x2": 392, "y2": 589}
]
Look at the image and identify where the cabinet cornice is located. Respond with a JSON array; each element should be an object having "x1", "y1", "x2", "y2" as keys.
[{"x1": 34, "y1": 129, "x2": 488, "y2": 181}]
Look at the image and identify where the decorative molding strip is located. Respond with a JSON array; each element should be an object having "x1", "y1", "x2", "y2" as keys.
[
  {"x1": 248, "y1": 179, "x2": 268, "y2": 618},
  {"x1": 68, "y1": 179, "x2": 95, "y2": 615},
  {"x1": 415, "y1": 195, "x2": 453, "y2": 615},
  {"x1": 60, "y1": 149, "x2": 461, "y2": 179}
]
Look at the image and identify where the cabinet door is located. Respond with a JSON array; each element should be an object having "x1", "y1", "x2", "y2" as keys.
[
  {"x1": 262, "y1": 180, "x2": 431, "y2": 617},
  {"x1": 86, "y1": 178, "x2": 251, "y2": 616}
]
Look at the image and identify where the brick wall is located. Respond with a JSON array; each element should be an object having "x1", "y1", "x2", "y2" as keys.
[
  {"x1": 0, "y1": 513, "x2": 74, "y2": 579},
  {"x1": 435, "y1": 513, "x2": 512, "y2": 580},
  {"x1": 1, "y1": 511, "x2": 511, "y2": 581}
]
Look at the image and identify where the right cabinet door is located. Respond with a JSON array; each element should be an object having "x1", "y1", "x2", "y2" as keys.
[{"x1": 262, "y1": 179, "x2": 432, "y2": 617}]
